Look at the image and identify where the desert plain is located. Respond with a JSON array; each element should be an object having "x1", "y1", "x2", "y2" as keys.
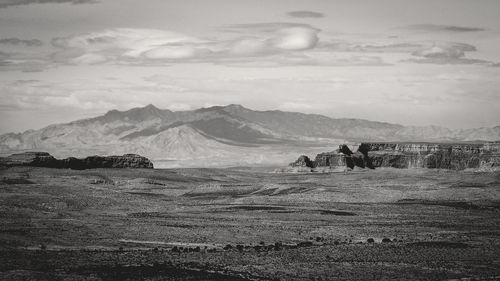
[{"x1": 1, "y1": 166, "x2": 499, "y2": 281}]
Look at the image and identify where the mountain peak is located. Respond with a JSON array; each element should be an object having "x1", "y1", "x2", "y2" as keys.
[
  {"x1": 223, "y1": 104, "x2": 246, "y2": 110},
  {"x1": 143, "y1": 104, "x2": 159, "y2": 110}
]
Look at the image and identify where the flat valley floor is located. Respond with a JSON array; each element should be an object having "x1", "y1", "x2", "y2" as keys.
[{"x1": 1, "y1": 166, "x2": 499, "y2": 281}]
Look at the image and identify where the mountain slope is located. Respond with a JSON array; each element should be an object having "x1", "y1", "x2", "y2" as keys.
[{"x1": 0, "y1": 104, "x2": 498, "y2": 167}]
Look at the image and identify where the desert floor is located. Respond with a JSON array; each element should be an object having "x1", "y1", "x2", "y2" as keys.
[{"x1": 1, "y1": 166, "x2": 499, "y2": 280}]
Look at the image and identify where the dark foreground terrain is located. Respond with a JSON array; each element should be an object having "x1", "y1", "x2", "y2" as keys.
[{"x1": 1, "y1": 166, "x2": 499, "y2": 280}]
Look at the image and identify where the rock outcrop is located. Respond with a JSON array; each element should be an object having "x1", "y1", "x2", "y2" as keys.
[
  {"x1": 289, "y1": 142, "x2": 500, "y2": 171},
  {"x1": 0, "y1": 152, "x2": 154, "y2": 169},
  {"x1": 289, "y1": 155, "x2": 314, "y2": 168},
  {"x1": 0, "y1": 152, "x2": 58, "y2": 167}
]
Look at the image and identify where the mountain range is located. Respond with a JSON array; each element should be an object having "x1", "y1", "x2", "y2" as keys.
[{"x1": 1, "y1": 104, "x2": 499, "y2": 167}]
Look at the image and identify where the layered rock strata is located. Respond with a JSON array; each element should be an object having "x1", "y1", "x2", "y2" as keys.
[{"x1": 290, "y1": 142, "x2": 500, "y2": 170}]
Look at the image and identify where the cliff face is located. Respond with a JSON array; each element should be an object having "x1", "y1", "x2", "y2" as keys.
[
  {"x1": 361, "y1": 143, "x2": 500, "y2": 169},
  {"x1": 290, "y1": 142, "x2": 500, "y2": 171},
  {"x1": 0, "y1": 152, "x2": 154, "y2": 169}
]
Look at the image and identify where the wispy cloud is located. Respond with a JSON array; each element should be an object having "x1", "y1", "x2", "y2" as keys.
[
  {"x1": 0, "y1": 38, "x2": 43, "y2": 46},
  {"x1": 0, "y1": 0, "x2": 96, "y2": 9},
  {"x1": 403, "y1": 24, "x2": 485, "y2": 32},
  {"x1": 287, "y1": 10, "x2": 324, "y2": 18},
  {"x1": 319, "y1": 39, "x2": 491, "y2": 65}
]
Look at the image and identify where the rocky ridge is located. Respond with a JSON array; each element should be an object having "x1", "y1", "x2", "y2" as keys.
[
  {"x1": 289, "y1": 142, "x2": 500, "y2": 171},
  {"x1": 0, "y1": 152, "x2": 154, "y2": 169}
]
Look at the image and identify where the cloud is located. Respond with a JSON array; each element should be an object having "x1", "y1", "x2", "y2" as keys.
[
  {"x1": 269, "y1": 27, "x2": 319, "y2": 50},
  {"x1": 0, "y1": 38, "x2": 43, "y2": 46},
  {"x1": 287, "y1": 11, "x2": 324, "y2": 18},
  {"x1": 167, "y1": 103, "x2": 191, "y2": 111},
  {"x1": 404, "y1": 24, "x2": 485, "y2": 32},
  {"x1": 221, "y1": 22, "x2": 318, "y2": 33},
  {"x1": 279, "y1": 102, "x2": 313, "y2": 110},
  {"x1": 408, "y1": 42, "x2": 489, "y2": 64},
  {"x1": 318, "y1": 41, "x2": 424, "y2": 53},
  {"x1": 318, "y1": 39, "x2": 491, "y2": 65},
  {"x1": 50, "y1": 25, "x2": 321, "y2": 66},
  {"x1": 0, "y1": 0, "x2": 96, "y2": 9}
]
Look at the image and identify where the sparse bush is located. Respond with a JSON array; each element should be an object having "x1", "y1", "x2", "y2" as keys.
[{"x1": 298, "y1": 241, "x2": 313, "y2": 247}]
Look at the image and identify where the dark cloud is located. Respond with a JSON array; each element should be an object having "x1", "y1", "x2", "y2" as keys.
[
  {"x1": 404, "y1": 24, "x2": 485, "y2": 32},
  {"x1": 0, "y1": 0, "x2": 96, "y2": 9},
  {"x1": 0, "y1": 38, "x2": 43, "y2": 46},
  {"x1": 287, "y1": 11, "x2": 324, "y2": 18}
]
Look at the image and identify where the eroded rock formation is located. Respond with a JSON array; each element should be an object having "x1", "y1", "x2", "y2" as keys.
[
  {"x1": 289, "y1": 155, "x2": 314, "y2": 168},
  {"x1": 0, "y1": 152, "x2": 154, "y2": 169},
  {"x1": 289, "y1": 142, "x2": 500, "y2": 171}
]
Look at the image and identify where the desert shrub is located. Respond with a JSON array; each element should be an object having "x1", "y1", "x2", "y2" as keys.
[
  {"x1": 382, "y1": 238, "x2": 392, "y2": 243},
  {"x1": 223, "y1": 244, "x2": 233, "y2": 250},
  {"x1": 298, "y1": 241, "x2": 313, "y2": 247},
  {"x1": 236, "y1": 244, "x2": 244, "y2": 252},
  {"x1": 367, "y1": 238, "x2": 375, "y2": 243}
]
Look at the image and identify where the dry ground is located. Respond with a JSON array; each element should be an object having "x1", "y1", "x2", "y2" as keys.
[{"x1": 1, "y1": 166, "x2": 499, "y2": 280}]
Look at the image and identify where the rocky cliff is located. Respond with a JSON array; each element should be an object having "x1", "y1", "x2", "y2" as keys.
[
  {"x1": 289, "y1": 142, "x2": 500, "y2": 171},
  {"x1": 0, "y1": 152, "x2": 154, "y2": 169}
]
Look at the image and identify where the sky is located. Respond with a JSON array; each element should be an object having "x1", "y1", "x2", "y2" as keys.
[{"x1": 1, "y1": 0, "x2": 500, "y2": 134}]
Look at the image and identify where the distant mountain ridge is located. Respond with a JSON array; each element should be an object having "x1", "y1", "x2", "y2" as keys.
[{"x1": 1, "y1": 104, "x2": 499, "y2": 167}]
